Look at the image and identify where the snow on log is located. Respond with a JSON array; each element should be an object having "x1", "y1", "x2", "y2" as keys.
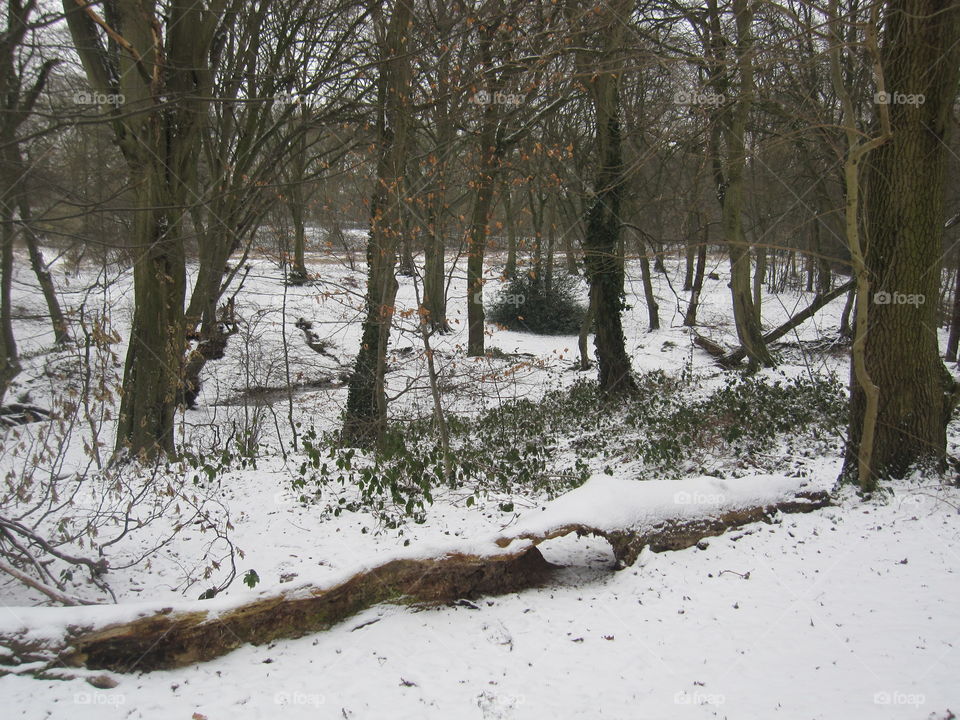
[
  {"x1": 496, "y1": 474, "x2": 830, "y2": 566},
  {"x1": 53, "y1": 546, "x2": 553, "y2": 673},
  {"x1": 0, "y1": 475, "x2": 829, "y2": 674}
]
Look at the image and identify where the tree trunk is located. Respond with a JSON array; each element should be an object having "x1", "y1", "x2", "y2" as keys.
[
  {"x1": 343, "y1": 0, "x2": 413, "y2": 447},
  {"x1": 683, "y1": 218, "x2": 708, "y2": 327},
  {"x1": 839, "y1": 283, "x2": 855, "y2": 338},
  {"x1": 683, "y1": 212, "x2": 696, "y2": 291},
  {"x1": 503, "y1": 181, "x2": 518, "y2": 278},
  {"x1": 0, "y1": 181, "x2": 19, "y2": 405},
  {"x1": 945, "y1": 251, "x2": 960, "y2": 361},
  {"x1": 466, "y1": 165, "x2": 497, "y2": 357},
  {"x1": 844, "y1": 0, "x2": 960, "y2": 481},
  {"x1": 422, "y1": 13, "x2": 454, "y2": 333},
  {"x1": 7, "y1": 142, "x2": 70, "y2": 346},
  {"x1": 752, "y1": 243, "x2": 766, "y2": 327},
  {"x1": 21, "y1": 224, "x2": 69, "y2": 346},
  {"x1": 720, "y1": 0, "x2": 773, "y2": 369},
  {"x1": 289, "y1": 178, "x2": 308, "y2": 284},
  {"x1": 64, "y1": 0, "x2": 227, "y2": 459},
  {"x1": 465, "y1": 21, "x2": 505, "y2": 358},
  {"x1": 115, "y1": 161, "x2": 187, "y2": 458},
  {"x1": 545, "y1": 199, "x2": 556, "y2": 295},
  {"x1": 639, "y1": 241, "x2": 659, "y2": 332},
  {"x1": 578, "y1": 0, "x2": 637, "y2": 395}
]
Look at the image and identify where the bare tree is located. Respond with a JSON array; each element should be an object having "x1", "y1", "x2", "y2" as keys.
[{"x1": 63, "y1": 0, "x2": 234, "y2": 458}]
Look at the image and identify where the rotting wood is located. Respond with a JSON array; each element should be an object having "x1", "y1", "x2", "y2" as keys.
[
  {"x1": 54, "y1": 547, "x2": 552, "y2": 673},
  {"x1": 2, "y1": 490, "x2": 829, "y2": 674}
]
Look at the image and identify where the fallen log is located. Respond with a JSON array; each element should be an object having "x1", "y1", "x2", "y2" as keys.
[
  {"x1": 1, "y1": 476, "x2": 832, "y2": 675},
  {"x1": 496, "y1": 490, "x2": 829, "y2": 567},
  {"x1": 692, "y1": 332, "x2": 728, "y2": 358},
  {"x1": 56, "y1": 547, "x2": 553, "y2": 673},
  {"x1": 720, "y1": 280, "x2": 855, "y2": 366}
]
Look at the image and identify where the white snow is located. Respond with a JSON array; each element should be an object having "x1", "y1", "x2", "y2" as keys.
[
  {"x1": 504, "y1": 473, "x2": 828, "y2": 539},
  {"x1": 1, "y1": 247, "x2": 957, "y2": 719}
]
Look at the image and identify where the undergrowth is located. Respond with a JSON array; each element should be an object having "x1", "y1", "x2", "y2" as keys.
[{"x1": 285, "y1": 370, "x2": 847, "y2": 527}]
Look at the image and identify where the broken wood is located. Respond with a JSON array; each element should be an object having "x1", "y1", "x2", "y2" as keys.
[
  {"x1": 495, "y1": 490, "x2": 830, "y2": 567},
  {"x1": 57, "y1": 547, "x2": 553, "y2": 673},
  {"x1": 720, "y1": 280, "x2": 854, "y2": 366},
  {"x1": 1, "y1": 489, "x2": 831, "y2": 675},
  {"x1": 693, "y1": 332, "x2": 728, "y2": 358}
]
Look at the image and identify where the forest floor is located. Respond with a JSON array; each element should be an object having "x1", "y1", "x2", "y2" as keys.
[{"x1": 0, "y1": 242, "x2": 958, "y2": 719}]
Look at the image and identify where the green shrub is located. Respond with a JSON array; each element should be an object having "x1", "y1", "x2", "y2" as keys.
[
  {"x1": 487, "y1": 271, "x2": 587, "y2": 335},
  {"x1": 289, "y1": 371, "x2": 846, "y2": 526}
]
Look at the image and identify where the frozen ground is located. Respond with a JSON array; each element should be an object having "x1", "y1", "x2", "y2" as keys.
[{"x1": 0, "y1": 243, "x2": 957, "y2": 718}]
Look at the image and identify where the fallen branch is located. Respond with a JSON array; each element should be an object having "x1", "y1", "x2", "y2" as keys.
[
  {"x1": 56, "y1": 546, "x2": 553, "y2": 673},
  {"x1": 720, "y1": 280, "x2": 855, "y2": 366},
  {"x1": 0, "y1": 559, "x2": 90, "y2": 607},
  {"x1": 692, "y1": 332, "x2": 728, "y2": 358},
  {"x1": 1, "y1": 482, "x2": 831, "y2": 674},
  {"x1": 495, "y1": 490, "x2": 830, "y2": 567}
]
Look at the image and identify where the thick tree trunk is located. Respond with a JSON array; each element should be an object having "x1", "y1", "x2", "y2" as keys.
[
  {"x1": 116, "y1": 165, "x2": 186, "y2": 458},
  {"x1": 844, "y1": 0, "x2": 960, "y2": 481},
  {"x1": 343, "y1": 0, "x2": 413, "y2": 447},
  {"x1": 583, "y1": 117, "x2": 635, "y2": 392},
  {"x1": 64, "y1": 0, "x2": 227, "y2": 459},
  {"x1": 575, "y1": 0, "x2": 636, "y2": 395}
]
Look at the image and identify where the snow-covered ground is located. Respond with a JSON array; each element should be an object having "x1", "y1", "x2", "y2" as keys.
[{"x1": 1, "y1": 243, "x2": 957, "y2": 719}]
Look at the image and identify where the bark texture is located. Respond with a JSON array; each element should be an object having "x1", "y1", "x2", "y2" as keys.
[{"x1": 844, "y1": 0, "x2": 960, "y2": 480}]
